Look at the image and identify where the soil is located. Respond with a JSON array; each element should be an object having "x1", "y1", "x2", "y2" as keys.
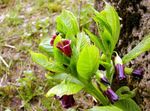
[{"x1": 95, "y1": 0, "x2": 150, "y2": 111}]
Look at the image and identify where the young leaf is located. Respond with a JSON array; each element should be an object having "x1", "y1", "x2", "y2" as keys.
[
  {"x1": 103, "y1": 3, "x2": 120, "y2": 48},
  {"x1": 76, "y1": 32, "x2": 90, "y2": 52},
  {"x1": 88, "y1": 105, "x2": 123, "y2": 111},
  {"x1": 77, "y1": 45, "x2": 100, "y2": 81},
  {"x1": 56, "y1": 10, "x2": 79, "y2": 36},
  {"x1": 114, "y1": 99, "x2": 141, "y2": 111},
  {"x1": 39, "y1": 38, "x2": 53, "y2": 57},
  {"x1": 93, "y1": 3, "x2": 120, "y2": 53},
  {"x1": 84, "y1": 29, "x2": 105, "y2": 53},
  {"x1": 30, "y1": 51, "x2": 64, "y2": 73},
  {"x1": 122, "y1": 34, "x2": 150, "y2": 64},
  {"x1": 46, "y1": 82, "x2": 83, "y2": 97}
]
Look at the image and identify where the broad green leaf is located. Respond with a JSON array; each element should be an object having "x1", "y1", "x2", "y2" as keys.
[
  {"x1": 84, "y1": 29, "x2": 105, "y2": 53},
  {"x1": 76, "y1": 32, "x2": 90, "y2": 52},
  {"x1": 104, "y1": 3, "x2": 120, "y2": 48},
  {"x1": 122, "y1": 34, "x2": 150, "y2": 63},
  {"x1": 88, "y1": 105, "x2": 123, "y2": 111},
  {"x1": 30, "y1": 51, "x2": 64, "y2": 73},
  {"x1": 39, "y1": 38, "x2": 53, "y2": 57},
  {"x1": 46, "y1": 82, "x2": 83, "y2": 97},
  {"x1": 49, "y1": 73, "x2": 83, "y2": 85},
  {"x1": 93, "y1": 3, "x2": 120, "y2": 53},
  {"x1": 56, "y1": 10, "x2": 79, "y2": 36},
  {"x1": 114, "y1": 99, "x2": 141, "y2": 111},
  {"x1": 77, "y1": 45, "x2": 100, "y2": 81},
  {"x1": 30, "y1": 51, "x2": 50, "y2": 68},
  {"x1": 116, "y1": 86, "x2": 136, "y2": 99}
]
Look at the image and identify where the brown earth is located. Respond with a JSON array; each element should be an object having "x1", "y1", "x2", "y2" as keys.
[{"x1": 95, "y1": 0, "x2": 150, "y2": 111}]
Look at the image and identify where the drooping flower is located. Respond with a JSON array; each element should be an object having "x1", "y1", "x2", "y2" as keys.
[
  {"x1": 132, "y1": 68, "x2": 144, "y2": 79},
  {"x1": 96, "y1": 70, "x2": 110, "y2": 85},
  {"x1": 104, "y1": 87, "x2": 119, "y2": 103},
  {"x1": 50, "y1": 32, "x2": 59, "y2": 46},
  {"x1": 101, "y1": 76, "x2": 110, "y2": 85},
  {"x1": 96, "y1": 70, "x2": 110, "y2": 86},
  {"x1": 114, "y1": 54, "x2": 126, "y2": 82},
  {"x1": 56, "y1": 39, "x2": 72, "y2": 57},
  {"x1": 55, "y1": 95, "x2": 75, "y2": 109}
]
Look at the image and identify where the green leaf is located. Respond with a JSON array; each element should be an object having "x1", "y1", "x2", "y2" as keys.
[
  {"x1": 103, "y1": 3, "x2": 120, "y2": 48},
  {"x1": 114, "y1": 99, "x2": 141, "y2": 111},
  {"x1": 116, "y1": 86, "x2": 136, "y2": 100},
  {"x1": 56, "y1": 10, "x2": 79, "y2": 36},
  {"x1": 76, "y1": 32, "x2": 90, "y2": 52},
  {"x1": 50, "y1": 73, "x2": 83, "y2": 85},
  {"x1": 84, "y1": 29, "x2": 105, "y2": 53},
  {"x1": 39, "y1": 38, "x2": 53, "y2": 57},
  {"x1": 88, "y1": 105, "x2": 123, "y2": 111},
  {"x1": 93, "y1": 3, "x2": 120, "y2": 53},
  {"x1": 77, "y1": 45, "x2": 100, "y2": 81},
  {"x1": 30, "y1": 51, "x2": 64, "y2": 73},
  {"x1": 46, "y1": 82, "x2": 83, "y2": 97},
  {"x1": 122, "y1": 34, "x2": 150, "y2": 63}
]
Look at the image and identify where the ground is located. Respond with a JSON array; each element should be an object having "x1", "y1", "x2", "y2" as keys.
[{"x1": 0, "y1": 0, "x2": 149, "y2": 111}]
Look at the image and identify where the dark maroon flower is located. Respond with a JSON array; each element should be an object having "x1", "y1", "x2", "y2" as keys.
[
  {"x1": 50, "y1": 32, "x2": 59, "y2": 46},
  {"x1": 104, "y1": 87, "x2": 119, "y2": 103},
  {"x1": 55, "y1": 95, "x2": 75, "y2": 109},
  {"x1": 56, "y1": 40, "x2": 72, "y2": 57},
  {"x1": 132, "y1": 68, "x2": 144, "y2": 79}
]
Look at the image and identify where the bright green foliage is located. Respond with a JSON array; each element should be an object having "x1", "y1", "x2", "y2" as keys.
[
  {"x1": 88, "y1": 106, "x2": 123, "y2": 111},
  {"x1": 39, "y1": 38, "x2": 53, "y2": 56},
  {"x1": 76, "y1": 32, "x2": 90, "y2": 53},
  {"x1": 46, "y1": 82, "x2": 83, "y2": 97},
  {"x1": 114, "y1": 99, "x2": 141, "y2": 111},
  {"x1": 30, "y1": 51, "x2": 64, "y2": 73},
  {"x1": 29, "y1": 2, "x2": 149, "y2": 110},
  {"x1": 77, "y1": 45, "x2": 100, "y2": 81},
  {"x1": 122, "y1": 34, "x2": 150, "y2": 63},
  {"x1": 56, "y1": 10, "x2": 79, "y2": 37},
  {"x1": 92, "y1": 3, "x2": 120, "y2": 55}
]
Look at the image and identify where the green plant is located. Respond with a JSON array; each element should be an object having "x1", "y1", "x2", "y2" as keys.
[{"x1": 30, "y1": 2, "x2": 150, "y2": 110}]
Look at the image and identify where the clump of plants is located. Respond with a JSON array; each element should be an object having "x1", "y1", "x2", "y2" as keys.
[{"x1": 30, "y1": 2, "x2": 150, "y2": 111}]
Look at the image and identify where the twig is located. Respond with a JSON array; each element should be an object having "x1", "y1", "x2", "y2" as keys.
[{"x1": 0, "y1": 55, "x2": 9, "y2": 68}]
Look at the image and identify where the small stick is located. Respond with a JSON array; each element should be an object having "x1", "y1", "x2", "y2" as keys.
[{"x1": 0, "y1": 55, "x2": 9, "y2": 68}]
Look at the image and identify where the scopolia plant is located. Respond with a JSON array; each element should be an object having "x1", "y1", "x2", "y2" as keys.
[{"x1": 30, "y1": 2, "x2": 150, "y2": 111}]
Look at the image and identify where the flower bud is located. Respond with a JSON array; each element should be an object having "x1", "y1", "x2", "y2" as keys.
[
  {"x1": 114, "y1": 54, "x2": 126, "y2": 82},
  {"x1": 132, "y1": 68, "x2": 144, "y2": 79},
  {"x1": 96, "y1": 70, "x2": 110, "y2": 85},
  {"x1": 100, "y1": 76, "x2": 110, "y2": 85},
  {"x1": 57, "y1": 40, "x2": 72, "y2": 57},
  {"x1": 104, "y1": 87, "x2": 119, "y2": 103}
]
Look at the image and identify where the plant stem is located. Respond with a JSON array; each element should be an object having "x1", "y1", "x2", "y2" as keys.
[{"x1": 81, "y1": 79, "x2": 109, "y2": 105}]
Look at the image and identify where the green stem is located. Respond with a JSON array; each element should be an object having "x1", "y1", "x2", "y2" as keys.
[{"x1": 81, "y1": 80, "x2": 109, "y2": 105}]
